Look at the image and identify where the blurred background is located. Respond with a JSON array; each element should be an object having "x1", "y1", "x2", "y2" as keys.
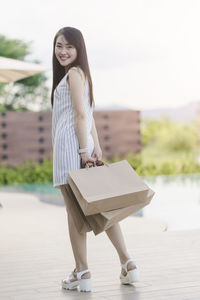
[{"x1": 1, "y1": 0, "x2": 200, "y2": 230}]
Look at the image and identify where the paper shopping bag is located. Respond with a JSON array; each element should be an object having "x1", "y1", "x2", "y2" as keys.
[
  {"x1": 67, "y1": 176, "x2": 154, "y2": 235},
  {"x1": 86, "y1": 188, "x2": 154, "y2": 235},
  {"x1": 68, "y1": 160, "x2": 151, "y2": 216},
  {"x1": 63, "y1": 184, "x2": 92, "y2": 233}
]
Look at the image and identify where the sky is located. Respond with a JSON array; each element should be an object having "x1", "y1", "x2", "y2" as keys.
[{"x1": 1, "y1": 0, "x2": 200, "y2": 110}]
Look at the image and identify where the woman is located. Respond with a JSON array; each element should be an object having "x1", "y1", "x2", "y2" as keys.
[{"x1": 51, "y1": 26, "x2": 138, "y2": 292}]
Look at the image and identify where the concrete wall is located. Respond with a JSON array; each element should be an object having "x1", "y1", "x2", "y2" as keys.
[{"x1": 0, "y1": 109, "x2": 141, "y2": 166}]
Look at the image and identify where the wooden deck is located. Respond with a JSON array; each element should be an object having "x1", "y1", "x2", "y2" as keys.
[{"x1": 0, "y1": 191, "x2": 200, "y2": 300}]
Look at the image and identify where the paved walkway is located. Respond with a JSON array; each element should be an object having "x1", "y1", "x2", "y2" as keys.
[{"x1": 0, "y1": 191, "x2": 200, "y2": 300}]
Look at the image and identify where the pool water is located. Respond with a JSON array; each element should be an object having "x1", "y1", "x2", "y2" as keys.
[
  {"x1": 144, "y1": 174, "x2": 200, "y2": 230},
  {"x1": 0, "y1": 183, "x2": 63, "y2": 206},
  {"x1": 0, "y1": 173, "x2": 200, "y2": 230}
]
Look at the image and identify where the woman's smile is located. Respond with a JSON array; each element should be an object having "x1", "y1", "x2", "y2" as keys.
[{"x1": 60, "y1": 56, "x2": 69, "y2": 61}]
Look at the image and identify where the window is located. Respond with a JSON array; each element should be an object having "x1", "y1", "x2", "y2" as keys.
[
  {"x1": 103, "y1": 125, "x2": 109, "y2": 130},
  {"x1": 104, "y1": 146, "x2": 111, "y2": 152},
  {"x1": 38, "y1": 115, "x2": 44, "y2": 121},
  {"x1": 38, "y1": 158, "x2": 43, "y2": 164},
  {"x1": 1, "y1": 133, "x2": 7, "y2": 139},
  {"x1": 103, "y1": 114, "x2": 109, "y2": 119},
  {"x1": 38, "y1": 127, "x2": 44, "y2": 132},
  {"x1": 39, "y1": 148, "x2": 45, "y2": 154},
  {"x1": 2, "y1": 154, "x2": 8, "y2": 160},
  {"x1": 1, "y1": 122, "x2": 6, "y2": 128},
  {"x1": 1, "y1": 112, "x2": 6, "y2": 117},
  {"x1": 2, "y1": 144, "x2": 7, "y2": 150},
  {"x1": 104, "y1": 135, "x2": 110, "y2": 141},
  {"x1": 39, "y1": 137, "x2": 44, "y2": 143}
]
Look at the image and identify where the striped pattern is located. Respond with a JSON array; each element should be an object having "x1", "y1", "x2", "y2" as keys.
[{"x1": 52, "y1": 71, "x2": 94, "y2": 189}]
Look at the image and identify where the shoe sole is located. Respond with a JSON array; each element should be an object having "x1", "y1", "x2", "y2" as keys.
[
  {"x1": 120, "y1": 269, "x2": 139, "y2": 284},
  {"x1": 62, "y1": 278, "x2": 92, "y2": 292}
]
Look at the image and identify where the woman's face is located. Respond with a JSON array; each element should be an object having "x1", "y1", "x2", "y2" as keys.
[{"x1": 55, "y1": 34, "x2": 77, "y2": 67}]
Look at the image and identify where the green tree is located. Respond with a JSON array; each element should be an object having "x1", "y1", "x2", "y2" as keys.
[
  {"x1": 0, "y1": 34, "x2": 50, "y2": 111},
  {"x1": 141, "y1": 116, "x2": 199, "y2": 154}
]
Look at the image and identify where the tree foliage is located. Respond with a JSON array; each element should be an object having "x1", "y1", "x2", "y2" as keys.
[
  {"x1": 141, "y1": 116, "x2": 199, "y2": 154},
  {"x1": 0, "y1": 34, "x2": 50, "y2": 111}
]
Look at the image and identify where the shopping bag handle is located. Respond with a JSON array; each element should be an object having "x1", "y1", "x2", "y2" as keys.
[{"x1": 85, "y1": 160, "x2": 110, "y2": 170}]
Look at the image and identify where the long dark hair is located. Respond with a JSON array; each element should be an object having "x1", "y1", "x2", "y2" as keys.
[{"x1": 51, "y1": 27, "x2": 95, "y2": 108}]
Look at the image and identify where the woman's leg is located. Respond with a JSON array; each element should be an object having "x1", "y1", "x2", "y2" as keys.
[
  {"x1": 105, "y1": 223, "x2": 137, "y2": 275},
  {"x1": 60, "y1": 184, "x2": 90, "y2": 279}
]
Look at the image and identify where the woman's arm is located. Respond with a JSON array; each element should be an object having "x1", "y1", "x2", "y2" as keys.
[
  {"x1": 68, "y1": 67, "x2": 88, "y2": 149},
  {"x1": 90, "y1": 116, "x2": 103, "y2": 160},
  {"x1": 68, "y1": 67, "x2": 95, "y2": 165},
  {"x1": 91, "y1": 116, "x2": 100, "y2": 149}
]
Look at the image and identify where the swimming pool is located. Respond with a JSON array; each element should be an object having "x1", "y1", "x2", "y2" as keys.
[
  {"x1": 144, "y1": 174, "x2": 200, "y2": 230},
  {"x1": 0, "y1": 173, "x2": 200, "y2": 230}
]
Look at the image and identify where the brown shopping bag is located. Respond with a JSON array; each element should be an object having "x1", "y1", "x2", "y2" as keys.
[
  {"x1": 68, "y1": 176, "x2": 154, "y2": 235},
  {"x1": 63, "y1": 184, "x2": 92, "y2": 234},
  {"x1": 87, "y1": 188, "x2": 154, "y2": 235},
  {"x1": 67, "y1": 160, "x2": 151, "y2": 216}
]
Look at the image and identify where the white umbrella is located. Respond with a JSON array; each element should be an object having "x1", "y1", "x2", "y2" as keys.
[{"x1": 0, "y1": 56, "x2": 48, "y2": 83}]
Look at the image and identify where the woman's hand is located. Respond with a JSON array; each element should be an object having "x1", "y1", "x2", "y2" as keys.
[
  {"x1": 92, "y1": 145, "x2": 102, "y2": 161},
  {"x1": 80, "y1": 152, "x2": 95, "y2": 168}
]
